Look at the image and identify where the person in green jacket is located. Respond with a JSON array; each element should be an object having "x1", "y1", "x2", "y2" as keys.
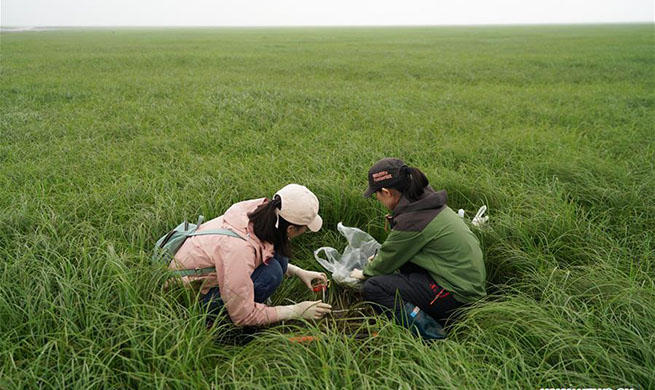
[{"x1": 350, "y1": 158, "x2": 486, "y2": 339}]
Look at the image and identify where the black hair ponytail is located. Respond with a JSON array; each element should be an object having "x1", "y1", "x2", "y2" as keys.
[
  {"x1": 248, "y1": 195, "x2": 297, "y2": 258},
  {"x1": 397, "y1": 166, "x2": 429, "y2": 202}
]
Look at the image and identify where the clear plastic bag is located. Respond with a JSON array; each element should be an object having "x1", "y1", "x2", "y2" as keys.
[{"x1": 314, "y1": 222, "x2": 381, "y2": 287}]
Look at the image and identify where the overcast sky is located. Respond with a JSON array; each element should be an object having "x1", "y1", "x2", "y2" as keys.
[{"x1": 2, "y1": 0, "x2": 653, "y2": 27}]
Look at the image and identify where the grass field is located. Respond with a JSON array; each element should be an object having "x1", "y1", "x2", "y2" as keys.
[{"x1": 1, "y1": 24, "x2": 654, "y2": 389}]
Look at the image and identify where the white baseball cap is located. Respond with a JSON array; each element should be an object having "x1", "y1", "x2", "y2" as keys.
[{"x1": 274, "y1": 184, "x2": 323, "y2": 232}]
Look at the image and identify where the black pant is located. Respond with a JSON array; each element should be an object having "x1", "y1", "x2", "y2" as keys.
[{"x1": 362, "y1": 263, "x2": 466, "y2": 327}]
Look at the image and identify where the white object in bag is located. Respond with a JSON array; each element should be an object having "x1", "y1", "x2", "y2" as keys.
[{"x1": 314, "y1": 222, "x2": 381, "y2": 287}]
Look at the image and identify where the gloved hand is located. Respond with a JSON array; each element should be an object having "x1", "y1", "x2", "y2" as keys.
[
  {"x1": 287, "y1": 264, "x2": 328, "y2": 290},
  {"x1": 297, "y1": 269, "x2": 328, "y2": 290},
  {"x1": 276, "y1": 300, "x2": 332, "y2": 321},
  {"x1": 296, "y1": 300, "x2": 332, "y2": 319},
  {"x1": 350, "y1": 268, "x2": 365, "y2": 280}
]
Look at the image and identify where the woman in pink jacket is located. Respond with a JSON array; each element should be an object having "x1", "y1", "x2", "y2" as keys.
[{"x1": 170, "y1": 184, "x2": 332, "y2": 328}]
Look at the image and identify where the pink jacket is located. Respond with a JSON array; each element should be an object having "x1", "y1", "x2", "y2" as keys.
[{"x1": 169, "y1": 198, "x2": 278, "y2": 326}]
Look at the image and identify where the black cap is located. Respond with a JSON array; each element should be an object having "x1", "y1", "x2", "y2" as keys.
[{"x1": 363, "y1": 158, "x2": 406, "y2": 197}]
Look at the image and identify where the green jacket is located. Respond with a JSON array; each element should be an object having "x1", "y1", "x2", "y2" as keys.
[{"x1": 363, "y1": 188, "x2": 487, "y2": 303}]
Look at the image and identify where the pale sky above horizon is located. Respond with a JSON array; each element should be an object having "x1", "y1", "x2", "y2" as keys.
[{"x1": 2, "y1": 0, "x2": 653, "y2": 27}]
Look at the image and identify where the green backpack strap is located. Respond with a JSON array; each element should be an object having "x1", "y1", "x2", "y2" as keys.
[
  {"x1": 173, "y1": 267, "x2": 219, "y2": 277},
  {"x1": 170, "y1": 228, "x2": 246, "y2": 277},
  {"x1": 187, "y1": 229, "x2": 245, "y2": 240}
]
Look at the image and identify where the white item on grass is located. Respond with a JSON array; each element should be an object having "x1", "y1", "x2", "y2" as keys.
[{"x1": 472, "y1": 205, "x2": 489, "y2": 227}]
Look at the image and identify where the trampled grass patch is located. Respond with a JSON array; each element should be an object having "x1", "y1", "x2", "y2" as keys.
[{"x1": 1, "y1": 25, "x2": 654, "y2": 389}]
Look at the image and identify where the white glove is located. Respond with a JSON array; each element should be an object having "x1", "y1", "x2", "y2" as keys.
[
  {"x1": 297, "y1": 269, "x2": 328, "y2": 290},
  {"x1": 472, "y1": 205, "x2": 489, "y2": 227},
  {"x1": 350, "y1": 268, "x2": 365, "y2": 280},
  {"x1": 276, "y1": 300, "x2": 332, "y2": 321},
  {"x1": 287, "y1": 264, "x2": 328, "y2": 290}
]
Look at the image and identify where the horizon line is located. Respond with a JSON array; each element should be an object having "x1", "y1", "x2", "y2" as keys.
[{"x1": 1, "y1": 21, "x2": 653, "y2": 29}]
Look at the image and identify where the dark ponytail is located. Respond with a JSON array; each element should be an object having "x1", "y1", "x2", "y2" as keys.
[
  {"x1": 396, "y1": 166, "x2": 429, "y2": 202},
  {"x1": 247, "y1": 196, "x2": 298, "y2": 258}
]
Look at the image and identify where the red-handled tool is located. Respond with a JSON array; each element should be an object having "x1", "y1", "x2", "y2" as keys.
[{"x1": 311, "y1": 279, "x2": 330, "y2": 302}]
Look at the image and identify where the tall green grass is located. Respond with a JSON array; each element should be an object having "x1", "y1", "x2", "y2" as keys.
[{"x1": 1, "y1": 25, "x2": 654, "y2": 389}]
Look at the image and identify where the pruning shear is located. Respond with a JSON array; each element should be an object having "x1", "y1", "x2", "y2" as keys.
[{"x1": 311, "y1": 279, "x2": 330, "y2": 302}]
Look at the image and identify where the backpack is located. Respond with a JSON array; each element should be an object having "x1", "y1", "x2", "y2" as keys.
[{"x1": 152, "y1": 215, "x2": 245, "y2": 277}]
